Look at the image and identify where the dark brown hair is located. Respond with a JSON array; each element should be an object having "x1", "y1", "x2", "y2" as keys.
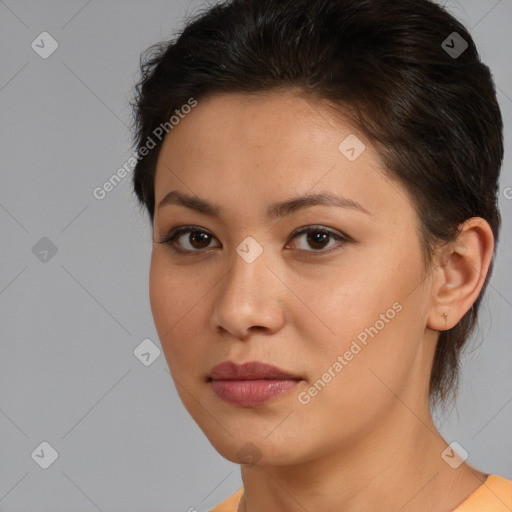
[{"x1": 130, "y1": 0, "x2": 503, "y2": 410}]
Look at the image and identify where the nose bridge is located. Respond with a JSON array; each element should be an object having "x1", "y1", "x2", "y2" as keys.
[
  {"x1": 212, "y1": 237, "x2": 284, "y2": 337},
  {"x1": 222, "y1": 240, "x2": 273, "y2": 304}
]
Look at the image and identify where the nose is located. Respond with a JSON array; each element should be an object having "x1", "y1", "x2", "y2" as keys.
[{"x1": 211, "y1": 243, "x2": 286, "y2": 340}]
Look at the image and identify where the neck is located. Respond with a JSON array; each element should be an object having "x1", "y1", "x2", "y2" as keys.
[{"x1": 239, "y1": 402, "x2": 485, "y2": 512}]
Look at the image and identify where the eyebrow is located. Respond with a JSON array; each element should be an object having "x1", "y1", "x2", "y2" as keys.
[{"x1": 157, "y1": 190, "x2": 371, "y2": 219}]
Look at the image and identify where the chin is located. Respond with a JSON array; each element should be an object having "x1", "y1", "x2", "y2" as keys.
[{"x1": 201, "y1": 429, "x2": 307, "y2": 467}]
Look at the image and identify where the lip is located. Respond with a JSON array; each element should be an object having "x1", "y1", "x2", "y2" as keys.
[
  {"x1": 208, "y1": 361, "x2": 302, "y2": 407},
  {"x1": 208, "y1": 361, "x2": 300, "y2": 381}
]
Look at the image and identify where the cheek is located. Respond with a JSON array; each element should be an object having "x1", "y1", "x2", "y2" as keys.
[
  {"x1": 294, "y1": 244, "x2": 426, "y2": 376},
  {"x1": 293, "y1": 303, "x2": 421, "y2": 444},
  {"x1": 149, "y1": 252, "x2": 174, "y2": 335},
  {"x1": 309, "y1": 263, "x2": 428, "y2": 404},
  {"x1": 290, "y1": 257, "x2": 407, "y2": 343},
  {"x1": 149, "y1": 252, "x2": 204, "y2": 369}
]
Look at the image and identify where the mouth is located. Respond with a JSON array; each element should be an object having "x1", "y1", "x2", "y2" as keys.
[{"x1": 207, "y1": 361, "x2": 303, "y2": 407}]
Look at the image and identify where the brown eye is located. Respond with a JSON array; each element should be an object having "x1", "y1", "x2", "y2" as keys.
[
  {"x1": 158, "y1": 226, "x2": 220, "y2": 254},
  {"x1": 287, "y1": 226, "x2": 349, "y2": 253},
  {"x1": 187, "y1": 231, "x2": 212, "y2": 249},
  {"x1": 305, "y1": 231, "x2": 330, "y2": 250}
]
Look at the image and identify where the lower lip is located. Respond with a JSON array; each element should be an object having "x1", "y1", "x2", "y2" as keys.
[{"x1": 210, "y1": 379, "x2": 300, "y2": 406}]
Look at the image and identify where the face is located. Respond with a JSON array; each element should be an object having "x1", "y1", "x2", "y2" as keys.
[{"x1": 150, "y1": 90, "x2": 437, "y2": 466}]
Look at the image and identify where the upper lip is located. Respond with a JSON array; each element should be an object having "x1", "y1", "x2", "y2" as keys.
[{"x1": 208, "y1": 361, "x2": 301, "y2": 381}]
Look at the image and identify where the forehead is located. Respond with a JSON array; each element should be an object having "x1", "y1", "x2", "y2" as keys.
[
  {"x1": 163, "y1": 90, "x2": 351, "y2": 151},
  {"x1": 153, "y1": 90, "x2": 413, "y2": 224}
]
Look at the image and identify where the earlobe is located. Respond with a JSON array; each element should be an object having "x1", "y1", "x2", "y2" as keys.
[{"x1": 427, "y1": 217, "x2": 494, "y2": 332}]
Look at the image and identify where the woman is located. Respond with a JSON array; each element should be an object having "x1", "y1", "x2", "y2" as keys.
[{"x1": 130, "y1": 0, "x2": 511, "y2": 510}]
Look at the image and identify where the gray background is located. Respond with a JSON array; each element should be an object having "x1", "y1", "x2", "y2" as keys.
[{"x1": 0, "y1": 1, "x2": 511, "y2": 511}]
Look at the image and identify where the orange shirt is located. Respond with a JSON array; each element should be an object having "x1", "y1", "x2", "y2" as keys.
[{"x1": 209, "y1": 475, "x2": 512, "y2": 511}]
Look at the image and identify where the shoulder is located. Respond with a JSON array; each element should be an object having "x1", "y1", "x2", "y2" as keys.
[
  {"x1": 452, "y1": 474, "x2": 512, "y2": 511},
  {"x1": 209, "y1": 488, "x2": 244, "y2": 512},
  {"x1": 206, "y1": 477, "x2": 512, "y2": 512}
]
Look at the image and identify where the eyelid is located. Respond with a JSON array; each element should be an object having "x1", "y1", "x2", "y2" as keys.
[{"x1": 287, "y1": 225, "x2": 349, "y2": 243}]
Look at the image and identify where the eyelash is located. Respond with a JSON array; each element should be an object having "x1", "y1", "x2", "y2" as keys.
[{"x1": 157, "y1": 225, "x2": 350, "y2": 257}]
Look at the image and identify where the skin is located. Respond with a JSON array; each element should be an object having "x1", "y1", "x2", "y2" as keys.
[{"x1": 149, "y1": 90, "x2": 494, "y2": 512}]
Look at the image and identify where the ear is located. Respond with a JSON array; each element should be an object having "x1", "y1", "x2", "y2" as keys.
[{"x1": 427, "y1": 217, "x2": 495, "y2": 331}]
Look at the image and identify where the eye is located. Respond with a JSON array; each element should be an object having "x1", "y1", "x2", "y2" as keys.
[
  {"x1": 286, "y1": 225, "x2": 349, "y2": 254},
  {"x1": 157, "y1": 226, "x2": 220, "y2": 255},
  {"x1": 157, "y1": 225, "x2": 349, "y2": 256}
]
